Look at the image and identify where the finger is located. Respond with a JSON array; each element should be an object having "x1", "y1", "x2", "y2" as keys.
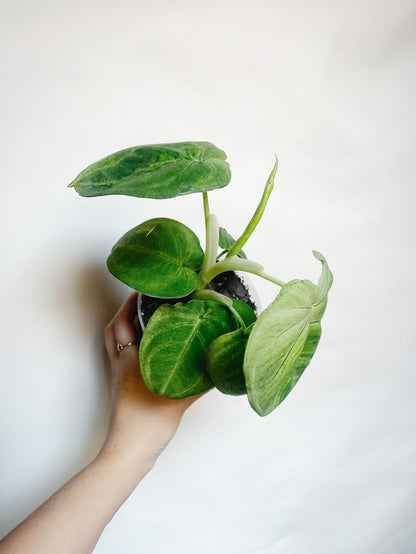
[
  {"x1": 105, "y1": 293, "x2": 140, "y2": 356},
  {"x1": 113, "y1": 292, "x2": 139, "y2": 325},
  {"x1": 104, "y1": 322, "x2": 118, "y2": 358},
  {"x1": 112, "y1": 293, "x2": 140, "y2": 346}
]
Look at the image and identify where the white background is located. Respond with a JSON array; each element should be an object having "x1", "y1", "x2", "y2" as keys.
[{"x1": 1, "y1": 1, "x2": 415, "y2": 552}]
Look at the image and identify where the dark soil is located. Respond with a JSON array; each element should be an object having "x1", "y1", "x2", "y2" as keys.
[{"x1": 139, "y1": 271, "x2": 257, "y2": 328}]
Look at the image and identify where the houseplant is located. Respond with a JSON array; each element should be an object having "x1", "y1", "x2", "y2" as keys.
[{"x1": 69, "y1": 141, "x2": 333, "y2": 416}]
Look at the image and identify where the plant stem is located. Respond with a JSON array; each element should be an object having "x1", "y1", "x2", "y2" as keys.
[
  {"x1": 197, "y1": 182, "x2": 286, "y2": 293},
  {"x1": 226, "y1": 156, "x2": 278, "y2": 258},
  {"x1": 204, "y1": 257, "x2": 264, "y2": 283},
  {"x1": 203, "y1": 192, "x2": 210, "y2": 225},
  {"x1": 207, "y1": 215, "x2": 219, "y2": 266},
  {"x1": 199, "y1": 255, "x2": 286, "y2": 289},
  {"x1": 197, "y1": 196, "x2": 219, "y2": 290},
  {"x1": 192, "y1": 288, "x2": 233, "y2": 308},
  {"x1": 256, "y1": 271, "x2": 286, "y2": 287},
  {"x1": 216, "y1": 249, "x2": 227, "y2": 261},
  {"x1": 191, "y1": 289, "x2": 246, "y2": 329}
]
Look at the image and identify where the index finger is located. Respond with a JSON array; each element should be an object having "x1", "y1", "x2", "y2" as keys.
[
  {"x1": 112, "y1": 292, "x2": 139, "y2": 325},
  {"x1": 109, "y1": 292, "x2": 141, "y2": 348}
]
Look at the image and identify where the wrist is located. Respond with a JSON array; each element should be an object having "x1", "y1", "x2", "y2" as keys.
[
  {"x1": 103, "y1": 406, "x2": 183, "y2": 463},
  {"x1": 97, "y1": 432, "x2": 162, "y2": 476}
]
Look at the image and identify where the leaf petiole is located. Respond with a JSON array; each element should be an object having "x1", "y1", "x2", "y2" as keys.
[
  {"x1": 227, "y1": 156, "x2": 278, "y2": 258},
  {"x1": 197, "y1": 193, "x2": 220, "y2": 290},
  {"x1": 197, "y1": 213, "x2": 219, "y2": 288},
  {"x1": 198, "y1": 255, "x2": 286, "y2": 289},
  {"x1": 191, "y1": 289, "x2": 246, "y2": 329},
  {"x1": 256, "y1": 271, "x2": 286, "y2": 287},
  {"x1": 203, "y1": 191, "x2": 210, "y2": 225},
  {"x1": 197, "y1": 165, "x2": 285, "y2": 293}
]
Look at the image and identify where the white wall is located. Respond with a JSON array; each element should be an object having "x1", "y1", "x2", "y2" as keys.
[{"x1": 1, "y1": 1, "x2": 415, "y2": 552}]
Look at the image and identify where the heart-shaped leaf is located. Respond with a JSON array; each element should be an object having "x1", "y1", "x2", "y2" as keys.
[
  {"x1": 204, "y1": 299, "x2": 256, "y2": 396},
  {"x1": 69, "y1": 142, "x2": 231, "y2": 199},
  {"x1": 140, "y1": 300, "x2": 237, "y2": 398},
  {"x1": 206, "y1": 324, "x2": 254, "y2": 396},
  {"x1": 107, "y1": 218, "x2": 204, "y2": 298},
  {"x1": 218, "y1": 227, "x2": 247, "y2": 259},
  {"x1": 230, "y1": 298, "x2": 257, "y2": 326},
  {"x1": 244, "y1": 251, "x2": 333, "y2": 416}
]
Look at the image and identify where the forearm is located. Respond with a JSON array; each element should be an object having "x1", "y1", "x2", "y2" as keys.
[
  {"x1": 0, "y1": 292, "x2": 198, "y2": 554},
  {"x1": 0, "y1": 444, "x2": 158, "y2": 554}
]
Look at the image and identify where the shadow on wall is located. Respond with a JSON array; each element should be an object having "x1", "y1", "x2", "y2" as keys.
[
  {"x1": 68, "y1": 263, "x2": 125, "y2": 465},
  {"x1": 0, "y1": 263, "x2": 129, "y2": 540}
]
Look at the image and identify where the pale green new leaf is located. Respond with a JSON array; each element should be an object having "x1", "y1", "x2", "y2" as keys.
[
  {"x1": 107, "y1": 218, "x2": 204, "y2": 298},
  {"x1": 140, "y1": 300, "x2": 238, "y2": 398},
  {"x1": 69, "y1": 141, "x2": 231, "y2": 199},
  {"x1": 244, "y1": 251, "x2": 333, "y2": 416}
]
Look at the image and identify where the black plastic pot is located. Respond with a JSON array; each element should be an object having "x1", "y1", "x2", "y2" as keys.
[{"x1": 137, "y1": 271, "x2": 259, "y2": 332}]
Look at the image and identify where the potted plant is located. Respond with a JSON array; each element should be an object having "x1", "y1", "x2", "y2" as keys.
[{"x1": 69, "y1": 141, "x2": 333, "y2": 416}]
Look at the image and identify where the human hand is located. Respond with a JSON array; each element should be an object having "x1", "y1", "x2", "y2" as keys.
[
  {"x1": 100, "y1": 292, "x2": 206, "y2": 466},
  {"x1": 0, "y1": 293, "x2": 206, "y2": 554}
]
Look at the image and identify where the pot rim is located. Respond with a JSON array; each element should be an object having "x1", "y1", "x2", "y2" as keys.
[{"x1": 136, "y1": 270, "x2": 261, "y2": 332}]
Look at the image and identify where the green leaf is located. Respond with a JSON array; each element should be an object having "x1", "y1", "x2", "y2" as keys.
[
  {"x1": 231, "y1": 298, "x2": 257, "y2": 326},
  {"x1": 204, "y1": 300, "x2": 256, "y2": 396},
  {"x1": 140, "y1": 300, "x2": 237, "y2": 398},
  {"x1": 107, "y1": 218, "x2": 204, "y2": 298},
  {"x1": 244, "y1": 251, "x2": 333, "y2": 416},
  {"x1": 69, "y1": 142, "x2": 231, "y2": 199},
  {"x1": 218, "y1": 227, "x2": 247, "y2": 259},
  {"x1": 206, "y1": 324, "x2": 254, "y2": 396}
]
